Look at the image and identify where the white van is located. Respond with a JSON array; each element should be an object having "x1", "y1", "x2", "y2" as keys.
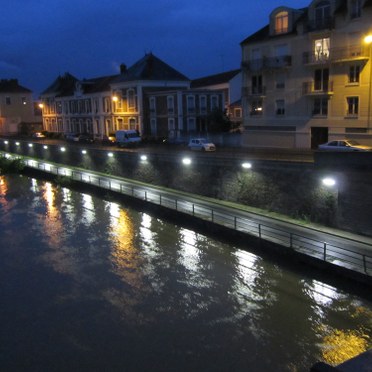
[{"x1": 115, "y1": 130, "x2": 141, "y2": 147}]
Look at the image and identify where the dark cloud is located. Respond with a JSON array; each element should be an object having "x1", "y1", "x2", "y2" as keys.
[{"x1": 0, "y1": 0, "x2": 309, "y2": 96}]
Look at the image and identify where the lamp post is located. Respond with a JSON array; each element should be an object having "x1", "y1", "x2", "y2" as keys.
[{"x1": 365, "y1": 35, "x2": 372, "y2": 132}]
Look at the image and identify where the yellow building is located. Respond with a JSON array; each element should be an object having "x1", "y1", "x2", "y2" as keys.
[
  {"x1": 241, "y1": 0, "x2": 372, "y2": 149},
  {"x1": 0, "y1": 79, "x2": 38, "y2": 135}
]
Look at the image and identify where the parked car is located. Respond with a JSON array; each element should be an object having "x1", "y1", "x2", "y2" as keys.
[
  {"x1": 102, "y1": 134, "x2": 116, "y2": 145},
  {"x1": 32, "y1": 132, "x2": 45, "y2": 138},
  {"x1": 318, "y1": 140, "x2": 372, "y2": 152},
  {"x1": 78, "y1": 134, "x2": 94, "y2": 144},
  {"x1": 188, "y1": 138, "x2": 216, "y2": 152},
  {"x1": 65, "y1": 133, "x2": 80, "y2": 142}
]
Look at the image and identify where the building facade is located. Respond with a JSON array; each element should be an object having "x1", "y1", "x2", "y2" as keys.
[
  {"x1": 0, "y1": 79, "x2": 40, "y2": 135},
  {"x1": 241, "y1": 0, "x2": 372, "y2": 149}
]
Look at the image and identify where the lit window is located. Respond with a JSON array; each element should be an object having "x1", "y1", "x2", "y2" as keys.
[
  {"x1": 346, "y1": 97, "x2": 359, "y2": 116},
  {"x1": 314, "y1": 38, "x2": 330, "y2": 61},
  {"x1": 250, "y1": 100, "x2": 263, "y2": 116},
  {"x1": 275, "y1": 11, "x2": 289, "y2": 34}
]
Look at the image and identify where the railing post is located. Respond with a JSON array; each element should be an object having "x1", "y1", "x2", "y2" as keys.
[
  {"x1": 363, "y1": 255, "x2": 367, "y2": 274},
  {"x1": 290, "y1": 233, "x2": 293, "y2": 248},
  {"x1": 192, "y1": 204, "x2": 195, "y2": 216},
  {"x1": 159, "y1": 195, "x2": 162, "y2": 205},
  {"x1": 234, "y1": 216, "x2": 237, "y2": 230},
  {"x1": 175, "y1": 199, "x2": 178, "y2": 211},
  {"x1": 258, "y1": 224, "x2": 262, "y2": 239},
  {"x1": 211, "y1": 209, "x2": 214, "y2": 222},
  {"x1": 145, "y1": 191, "x2": 147, "y2": 201},
  {"x1": 323, "y1": 242, "x2": 327, "y2": 261}
]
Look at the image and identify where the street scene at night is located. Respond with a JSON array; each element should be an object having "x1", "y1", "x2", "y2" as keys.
[{"x1": 1, "y1": 0, "x2": 372, "y2": 371}]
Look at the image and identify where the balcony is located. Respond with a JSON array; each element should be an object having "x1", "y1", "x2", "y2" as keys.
[
  {"x1": 242, "y1": 55, "x2": 292, "y2": 71},
  {"x1": 330, "y1": 45, "x2": 369, "y2": 63},
  {"x1": 306, "y1": 17, "x2": 335, "y2": 31},
  {"x1": 303, "y1": 51, "x2": 330, "y2": 65},
  {"x1": 242, "y1": 86, "x2": 266, "y2": 97},
  {"x1": 302, "y1": 81, "x2": 333, "y2": 95}
]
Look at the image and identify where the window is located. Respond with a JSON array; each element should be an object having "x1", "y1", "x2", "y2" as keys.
[
  {"x1": 250, "y1": 100, "x2": 263, "y2": 116},
  {"x1": 149, "y1": 97, "x2": 156, "y2": 113},
  {"x1": 200, "y1": 95, "x2": 207, "y2": 114},
  {"x1": 346, "y1": 97, "x2": 359, "y2": 116},
  {"x1": 129, "y1": 118, "x2": 136, "y2": 130},
  {"x1": 168, "y1": 118, "x2": 175, "y2": 131},
  {"x1": 275, "y1": 11, "x2": 289, "y2": 34},
  {"x1": 5, "y1": 97, "x2": 11, "y2": 105},
  {"x1": 313, "y1": 98, "x2": 328, "y2": 116},
  {"x1": 56, "y1": 101, "x2": 62, "y2": 114},
  {"x1": 252, "y1": 75, "x2": 263, "y2": 94},
  {"x1": 314, "y1": 68, "x2": 329, "y2": 91},
  {"x1": 314, "y1": 38, "x2": 330, "y2": 61},
  {"x1": 348, "y1": 65, "x2": 360, "y2": 84},
  {"x1": 187, "y1": 117, "x2": 196, "y2": 131},
  {"x1": 351, "y1": 0, "x2": 362, "y2": 19},
  {"x1": 150, "y1": 118, "x2": 157, "y2": 135},
  {"x1": 211, "y1": 95, "x2": 219, "y2": 110},
  {"x1": 128, "y1": 89, "x2": 135, "y2": 110},
  {"x1": 315, "y1": 1, "x2": 331, "y2": 28},
  {"x1": 276, "y1": 100, "x2": 285, "y2": 115},
  {"x1": 276, "y1": 74, "x2": 285, "y2": 89},
  {"x1": 234, "y1": 108, "x2": 242, "y2": 118},
  {"x1": 167, "y1": 96, "x2": 174, "y2": 114},
  {"x1": 187, "y1": 95, "x2": 195, "y2": 113}
]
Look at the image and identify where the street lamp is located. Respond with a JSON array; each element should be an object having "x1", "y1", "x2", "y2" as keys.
[{"x1": 364, "y1": 35, "x2": 372, "y2": 132}]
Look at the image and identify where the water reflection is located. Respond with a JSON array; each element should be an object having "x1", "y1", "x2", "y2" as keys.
[{"x1": 0, "y1": 174, "x2": 371, "y2": 371}]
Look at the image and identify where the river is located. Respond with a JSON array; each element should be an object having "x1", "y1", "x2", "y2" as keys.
[{"x1": 0, "y1": 174, "x2": 371, "y2": 371}]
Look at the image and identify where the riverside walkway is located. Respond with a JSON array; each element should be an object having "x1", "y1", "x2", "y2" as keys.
[{"x1": 1, "y1": 150, "x2": 372, "y2": 287}]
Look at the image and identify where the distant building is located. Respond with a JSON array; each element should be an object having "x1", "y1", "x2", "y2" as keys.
[
  {"x1": 191, "y1": 69, "x2": 242, "y2": 131},
  {"x1": 40, "y1": 53, "x2": 226, "y2": 141},
  {"x1": 0, "y1": 79, "x2": 41, "y2": 135},
  {"x1": 241, "y1": 0, "x2": 372, "y2": 149}
]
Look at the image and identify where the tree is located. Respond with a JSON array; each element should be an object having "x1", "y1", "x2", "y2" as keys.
[{"x1": 207, "y1": 108, "x2": 232, "y2": 133}]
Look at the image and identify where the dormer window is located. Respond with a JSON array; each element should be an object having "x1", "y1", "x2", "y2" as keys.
[
  {"x1": 275, "y1": 11, "x2": 289, "y2": 34},
  {"x1": 315, "y1": 1, "x2": 331, "y2": 28},
  {"x1": 350, "y1": 0, "x2": 362, "y2": 19}
]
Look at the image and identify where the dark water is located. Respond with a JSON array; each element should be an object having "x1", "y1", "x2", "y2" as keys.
[{"x1": 0, "y1": 174, "x2": 371, "y2": 372}]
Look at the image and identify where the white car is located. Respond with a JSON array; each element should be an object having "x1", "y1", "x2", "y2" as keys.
[
  {"x1": 318, "y1": 140, "x2": 372, "y2": 152},
  {"x1": 188, "y1": 138, "x2": 216, "y2": 152}
]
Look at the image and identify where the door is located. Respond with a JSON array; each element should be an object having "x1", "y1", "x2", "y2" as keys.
[{"x1": 311, "y1": 127, "x2": 328, "y2": 149}]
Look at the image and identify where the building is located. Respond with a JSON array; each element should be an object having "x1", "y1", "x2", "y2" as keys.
[
  {"x1": 241, "y1": 0, "x2": 372, "y2": 149},
  {"x1": 191, "y1": 69, "x2": 243, "y2": 130},
  {"x1": 40, "y1": 54, "x2": 229, "y2": 141},
  {"x1": 0, "y1": 79, "x2": 40, "y2": 135}
]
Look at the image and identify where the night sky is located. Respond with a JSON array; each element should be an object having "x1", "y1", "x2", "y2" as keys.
[{"x1": 1, "y1": 0, "x2": 310, "y2": 96}]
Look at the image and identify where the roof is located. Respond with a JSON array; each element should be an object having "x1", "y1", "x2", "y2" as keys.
[
  {"x1": 41, "y1": 73, "x2": 78, "y2": 97},
  {"x1": 191, "y1": 69, "x2": 241, "y2": 88},
  {"x1": 114, "y1": 53, "x2": 189, "y2": 83},
  {"x1": 0, "y1": 79, "x2": 32, "y2": 94},
  {"x1": 240, "y1": 8, "x2": 307, "y2": 45},
  {"x1": 81, "y1": 74, "x2": 119, "y2": 94}
]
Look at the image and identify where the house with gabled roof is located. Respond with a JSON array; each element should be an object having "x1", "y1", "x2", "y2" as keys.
[
  {"x1": 39, "y1": 53, "x2": 226, "y2": 140},
  {"x1": 0, "y1": 79, "x2": 40, "y2": 135},
  {"x1": 241, "y1": 0, "x2": 372, "y2": 149},
  {"x1": 191, "y1": 69, "x2": 242, "y2": 131}
]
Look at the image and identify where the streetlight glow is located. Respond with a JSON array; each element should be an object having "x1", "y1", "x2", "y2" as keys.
[
  {"x1": 182, "y1": 157, "x2": 192, "y2": 165},
  {"x1": 43, "y1": 145, "x2": 48, "y2": 149},
  {"x1": 82, "y1": 149, "x2": 87, "y2": 154},
  {"x1": 108, "y1": 152, "x2": 114, "y2": 157},
  {"x1": 140, "y1": 154, "x2": 147, "y2": 161},
  {"x1": 28, "y1": 143, "x2": 33, "y2": 148},
  {"x1": 60, "y1": 147, "x2": 66, "y2": 152},
  {"x1": 242, "y1": 162, "x2": 252, "y2": 169},
  {"x1": 322, "y1": 177, "x2": 336, "y2": 187},
  {"x1": 364, "y1": 35, "x2": 372, "y2": 44}
]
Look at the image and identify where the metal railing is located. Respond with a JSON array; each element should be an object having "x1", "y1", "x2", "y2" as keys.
[{"x1": 2, "y1": 151, "x2": 372, "y2": 278}]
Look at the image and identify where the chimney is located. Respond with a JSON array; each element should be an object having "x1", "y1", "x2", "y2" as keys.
[{"x1": 120, "y1": 63, "x2": 127, "y2": 74}]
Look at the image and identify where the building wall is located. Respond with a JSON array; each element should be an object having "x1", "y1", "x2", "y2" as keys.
[{"x1": 241, "y1": 0, "x2": 372, "y2": 149}]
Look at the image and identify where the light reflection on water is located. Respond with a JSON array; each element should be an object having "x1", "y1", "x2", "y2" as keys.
[{"x1": 0, "y1": 174, "x2": 371, "y2": 371}]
